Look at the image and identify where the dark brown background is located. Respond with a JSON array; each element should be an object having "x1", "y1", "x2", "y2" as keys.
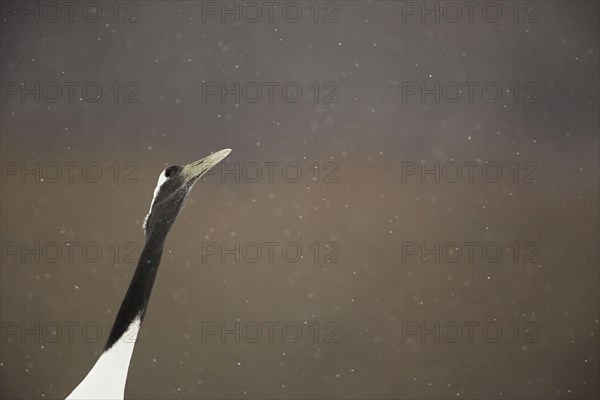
[{"x1": 1, "y1": 1, "x2": 598, "y2": 399}]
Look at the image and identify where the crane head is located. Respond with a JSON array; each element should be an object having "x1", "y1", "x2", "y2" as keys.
[{"x1": 143, "y1": 148, "x2": 231, "y2": 233}]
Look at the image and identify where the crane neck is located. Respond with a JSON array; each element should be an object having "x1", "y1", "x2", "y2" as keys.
[{"x1": 104, "y1": 223, "x2": 170, "y2": 350}]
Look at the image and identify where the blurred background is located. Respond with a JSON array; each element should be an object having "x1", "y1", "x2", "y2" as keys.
[{"x1": 1, "y1": 1, "x2": 598, "y2": 399}]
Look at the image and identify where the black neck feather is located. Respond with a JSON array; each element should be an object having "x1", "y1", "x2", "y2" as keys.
[{"x1": 104, "y1": 224, "x2": 170, "y2": 350}]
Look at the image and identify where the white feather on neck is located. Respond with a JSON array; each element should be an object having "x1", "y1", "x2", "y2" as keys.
[{"x1": 143, "y1": 172, "x2": 168, "y2": 230}]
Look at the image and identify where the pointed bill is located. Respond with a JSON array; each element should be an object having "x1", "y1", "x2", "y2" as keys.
[{"x1": 182, "y1": 148, "x2": 231, "y2": 186}]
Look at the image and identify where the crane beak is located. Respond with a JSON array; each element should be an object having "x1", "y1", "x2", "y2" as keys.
[{"x1": 182, "y1": 148, "x2": 231, "y2": 186}]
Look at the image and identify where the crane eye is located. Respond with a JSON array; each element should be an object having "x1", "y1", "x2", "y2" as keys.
[
  {"x1": 164, "y1": 166, "x2": 179, "y2": 178},
  {"x1": 165, "y1": 165, "x2": 181, "y2": 178}
]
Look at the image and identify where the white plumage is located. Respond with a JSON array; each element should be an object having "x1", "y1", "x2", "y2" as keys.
[{"x1": 67, "y1": 317, "x2": 141, "y2": 400}]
